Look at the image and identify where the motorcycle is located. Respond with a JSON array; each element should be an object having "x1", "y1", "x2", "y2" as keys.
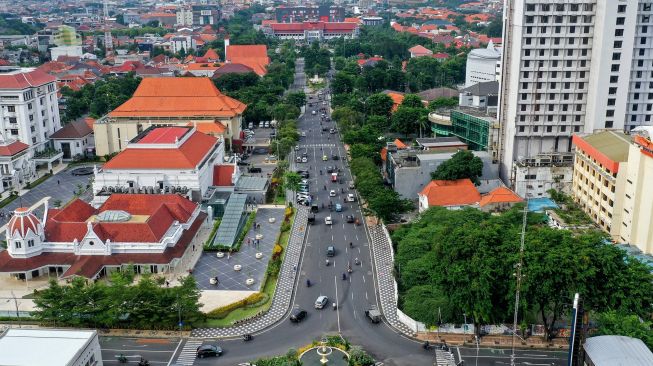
[
  {"x1": 117, "y1": 355, "x2": 128, "y2": 364},
  {"x1": 138, "y1": 358, "x2": 150, "y2": 366},
  {"x1": 342, "y1": 273, "x2": 347, "y2": 280},
  {"x1": 325, "y1": 259, "x2": 330, "y2": 266},
  {"x1": 243, "y1": 334, "x2": 253, "y2": 342},
  {"x1": 332, "y1": 302, "x2": 337, "y2": 310},
  {"x1": 307, "y1": 279, "x2": 311, "y2": 287}
]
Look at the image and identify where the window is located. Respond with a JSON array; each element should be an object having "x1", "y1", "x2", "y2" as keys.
[
  {"x1": 14, "y1": 241, "x2": 21, "y2": 249},
  {"x1": 561, "y1": 126, "x2": 566, "y2": 132},
  {"x1": 575, "y1": 126, "x2": 581, "y2": 132},
  {"x1": 526, "y1": 4, "x2": 535, "y2": 11},
  {"x1": 7, "y1": 105, "x2": 14, "y2": 112},
  {"x1": 615, "y1": 29, "x2": 624, "y2": 36},
  {"x1": 609, "y1": 87, "x2": 617, "y2": 95},
  {"x1": 608, "y1": 98, "x2": 616, "y2": 106},
  {"x1": 533, "y1": 126, "x2": 539, "y2": 132},
  {"x1": 612, "y1": 52, "x2": 621, "y2": 60},
  {"x1": 605, "y1": 121, "x2": 614, "y2": 128},
  {"x1": 10, "y1": 129, "x2": 17, "y2": 135},
  {"x1": 571, "y1": 4, "x2": 579, "y2": 11},
  {"x1": 526, "y1": 16, "x2": 534, "y2": 24},
  {"x1": 519, "y1": 126, "x2": 525, "y2": 132},
  {"x1": 546, "y1": 126, "x2": 552, "y2": 132},
  {"x1": 611, "y1": 64, "x2": 620, "y2": 72},
  {"x1": 610, "y1": 75, "x2": 619, "y2": 83},
  {"x1": 606, "y1": 110, "x2": 615, "y2": 117},
  {"x1": 556, "y1": 4, "x2": 564, "y2": 11},
  {"x1": 27, "y1": 239, "x2": 34, "y2": 248},
  {"x1": 618, "y1": 4, "x2": 626, "y2": 13},
  {"x1": 8, "y1": 117, "x2": 16, "y2": 124},
  {"x1": 616, "y1": 17, "x2": 625, "y2": 25}
]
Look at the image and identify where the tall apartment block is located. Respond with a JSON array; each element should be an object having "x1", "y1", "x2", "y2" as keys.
[{"x1": 499, "y1": 0, "x2": 653, "y2": 198}]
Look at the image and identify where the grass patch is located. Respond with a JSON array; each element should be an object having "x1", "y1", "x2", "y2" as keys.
[
  {"x1": 0, "y1": 193, "x2": 18, "y2": 208},
  {"x1": 198, "y1": 208, "x2": 296, "y2": 328},
  {"x1": 25, "y1": 173, "x2": 52, "y2": 189}
]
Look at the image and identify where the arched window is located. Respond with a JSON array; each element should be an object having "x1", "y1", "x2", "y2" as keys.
[{"x1": 14, "y1": 241, "x2": 22, "y2": 249}]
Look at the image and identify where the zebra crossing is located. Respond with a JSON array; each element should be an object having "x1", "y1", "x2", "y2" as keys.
[
  {"x1": 299, "y1": 143, "x2": 336, "y2": 148},
  {"x1": 434, "y1": 349, "x2": 456, "y2": 366},
  {"x1": 174, "y1": 340, "x2": 202, "y2": 365}
]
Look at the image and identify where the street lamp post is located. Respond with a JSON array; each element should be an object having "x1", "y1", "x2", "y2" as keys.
[{"x1": 463, "y1": 313, "x2": 467, "y2": 336}]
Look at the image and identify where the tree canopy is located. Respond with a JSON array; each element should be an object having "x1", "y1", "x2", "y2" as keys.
[
  {"x1": 431, "y1": 150, "x2": 484, "y2": 185},
  {"x1": 393, "y1": 207, "x2": 653, "y2": 339},
  {"x1": 61, "y1": 73, "x2": 141, "y2": 122}
]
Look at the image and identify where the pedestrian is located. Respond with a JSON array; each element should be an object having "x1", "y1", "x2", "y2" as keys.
[
  {"x1": 247, "y1": 237, "x2": 251, "y2": 246},
  {"x1": 192, "y1": 244, "x2": 195, "y2": 251}
]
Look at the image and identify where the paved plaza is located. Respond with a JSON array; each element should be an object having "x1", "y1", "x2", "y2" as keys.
[
  {"x1": 192, "y1": 207, "x2": 285, "y2": 291},
  {"x1": 0, "y1": 165, "x2": 95, "y2": 227}
]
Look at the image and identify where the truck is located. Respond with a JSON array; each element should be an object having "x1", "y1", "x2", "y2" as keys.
[{"x1": 364, "y1": 307, "x2": 382, "y2": 323}]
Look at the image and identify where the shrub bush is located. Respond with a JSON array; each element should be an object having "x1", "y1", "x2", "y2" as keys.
[{"x1": 206, "y1": 292, "x2": 267, "y2": 319}]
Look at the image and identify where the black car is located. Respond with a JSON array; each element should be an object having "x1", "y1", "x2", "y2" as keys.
[
  {"x1": 346, "y1": 215, "x2": 355, "y2": 223},
  {"x1": 297, "y1": 170, "x2": 310, "y2": 178},
  {"x1": 326, "y1": 166, "x2": 334, "y2": 173},
  {"x1": 332, "y1": 155, "x2": 339, "y2": 160},
  {"x1": 248, "y1": 167, "x2": 262, "y2": 173},
  {"x1": 322, "y1": 127, "x2": 329, "y2": 131},
  {"x1": 196, "y1": 345, "x2": 223, "y2": 358},
  {"x1": 290, "y1": 308, "x2": 307, "y2": 323}
]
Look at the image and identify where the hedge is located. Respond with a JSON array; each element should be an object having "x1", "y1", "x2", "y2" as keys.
[{"x1": 206, "y1": 292, "x2": 267, "y2": 319}]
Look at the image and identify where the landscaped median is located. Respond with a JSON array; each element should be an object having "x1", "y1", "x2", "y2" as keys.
[{"x1": 198, "y1": 206, "x2": 295, "y2": 328}]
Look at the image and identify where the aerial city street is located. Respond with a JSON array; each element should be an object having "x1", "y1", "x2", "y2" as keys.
[{"x1": 0, "y1": 1, "x2": 651, "y2": 366}]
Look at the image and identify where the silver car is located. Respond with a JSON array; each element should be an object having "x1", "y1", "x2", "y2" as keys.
[{"x1": 315, "y1": 295, "x2": 328, "y2": 309}]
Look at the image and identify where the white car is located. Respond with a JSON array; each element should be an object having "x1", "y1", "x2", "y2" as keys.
[
  {"x1": 347, "y1": 193, "x2": 356, "y2": 202},
  {"x1": 315, "y1": 295, "x2": 328, "y2": 309},
  {"x1": 264, "y1": 121, "x2": 270, "y2": 128},
  {"x1": 301, "y1": 131, "x2": 307, "y2": 137},
  {"x1": 302, "y1": 157, "x2": 308, "y2": 163},
  {"x1": 329, "y1": 190, "x2": 336, "y2": 197},
  {"x1": 324, "y1": 216, "x2": 333, "y2": 225}
]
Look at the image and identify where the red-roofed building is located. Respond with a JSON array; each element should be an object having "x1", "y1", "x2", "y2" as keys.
[
  {"x1": 479, "y1": 186, "x2": 523, "y2": 212},
  {"x1": 418, "y1": 179, "x2": 481, "y2": 212},
  {"x1": 382, "y1": 90, "x2": 405, "y2": 112},
  {"x1": 225, "y1": 44, "x2": 270, "y2": 76},
  {"x1": 0, "y1": 139, "x2": 34, "y2": 194},
  {"x1": 408, "y1": 45, "x2": 433, "y2": 58},
  {"x1": 95, "y1": 77, "x2": 246, "y2": 156},
  {"x1": 0, "y1": 194, "x2": 207, "y2": 279},
  {"x1": 94, "y1": 125, "x2": 232, "y2": 199},
  {"x1": 50, "y1": 119, "x2": 94, "y2": 160},
  {"x1": 213, "y1": 165, "x2": 236, "y2": 186},
  {"x1": 265, "y1": 21, "x2": 359, "y2": 41}
]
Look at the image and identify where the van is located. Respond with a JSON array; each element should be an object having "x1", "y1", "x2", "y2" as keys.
[
  {"x1": 365, "y1": 308, "x2": 382, "y2": 323},
  {"x1": 326, "y1": 246, "x2": 335, "y2": 256}
]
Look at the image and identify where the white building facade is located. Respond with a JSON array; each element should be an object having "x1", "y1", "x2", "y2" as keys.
[
  {"x1": 500, "y1": 0, "x2": 653, "y2": 197},
  {"x1": 465, "y1": 41, "x2": 502, "y2": 87},
  {"x1": 0, "y1": 67, "x2": 62, "y2": 151}
]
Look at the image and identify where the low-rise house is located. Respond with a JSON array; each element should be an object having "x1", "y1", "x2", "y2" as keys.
[
  {"x1": 408, "y1": 44, "x2": 433, "y2": 58},
  {"x1": 49, "y1": 119, "x2": 94, "y2": 161},
  {"x1": 418, "y1": 178, "x2": 481, "y2": 212}
]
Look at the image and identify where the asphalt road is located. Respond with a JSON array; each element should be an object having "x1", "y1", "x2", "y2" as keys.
[
  {"x1": 108, "y1": 59, "x2": 568, "y2": 366},
  {"x1": 100, "y1": 336, "x2": 182, "y2": 366}
]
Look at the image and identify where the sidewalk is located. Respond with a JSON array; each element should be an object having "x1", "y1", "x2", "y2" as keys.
[
  {"x1": 191, "y1": 206, "x2": 309, "y2": 338},
  {"x1": 417, "y1": 331, "x2": 569, "y2": 349}
]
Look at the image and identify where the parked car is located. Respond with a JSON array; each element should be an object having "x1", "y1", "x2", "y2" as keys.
[
  {"x1": 347, "y1": 194, "x2": 356, "y2": 202},
  {"x1": 315, "y1": 295, "x2": 329, "y2": 309},
  {"x1": 196, "y1": 345, "x2": 222, "y2": 358},
  {"x1": 308, "y1": 214, "x2": 315, "y2": 225},
  {"x1": 329, "y1": 190, "x2": 336, "y2": 197},
  {"x1": 264, "y1": 121, "x2": 270, "y2": 128},
  {"x1": 322, "y1": 155, "x2": 328, "y2": 161},
  {"x1": 302, "y1": 156, "x2": 308, "y2": 163},
  {"x1": 296, "y1": 156, "x2": 302, "y2": 163},
  {"x1": 248, "y1": 167, "x2": 262, "y2": 173},
  {"x1": 290, "y1": 308, "x2": 307, "y2": 323}
]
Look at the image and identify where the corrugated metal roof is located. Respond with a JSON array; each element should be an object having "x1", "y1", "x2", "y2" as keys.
[{"x1": 584, "y1": 336, "x2": 653, "y2": 366}]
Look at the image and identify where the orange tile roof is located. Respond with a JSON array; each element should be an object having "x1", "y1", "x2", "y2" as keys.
[
  {"x1": 109, "y1": 77, "x2": 246, "y2": 118},
  {"x1": 103, "y1": 130, "x2": 218, "y2": 170},
  {"x1": 185, "y1": 62, "x2": 222, "y2": 71},
  {"x1": 383, "y1": 91, "x2": 405, "y2": 112},
  {"x1": 226, "y1": 45, "x2": 270, "y2": 76},
  {"x1": 344, "y1": 17, "x2": 361, "y2": 23},
  {"x1": 479, "y1": 187, "x2": 523, "y2": 207},
  {"x1": 203, "y1": 48, "x2": 220, "y2": 61},
  {"x1": 380, "y1": 147, "x2": 388, "y2": 161},
  {"x1": 408, "y1": 45, "x2": 433, "y2": 56},
  {"x1": 419, "y1": 179, "x2": 481, "y2": 207},
  {"x1": 393, "y1": 139, "x2": 407, "y2": 149},
  {"x1": 84, "y1": 117, "x2": 96, "y2": 130},
  {"x1": 0, "y1": 140, "x2": 29, "y2": 156},
  {"x1": 187, "y1": 121, "x2": 226, "y2": 135}
]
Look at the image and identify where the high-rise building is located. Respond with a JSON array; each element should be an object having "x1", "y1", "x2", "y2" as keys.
[
  {"x1": 192, "y1": 4, "x2": 221, "y2": 26},
  {"x1": 0, "y1": 67, "x2": 61, "y2": 150},
  {"x1": 498, "y1": 1, "x2": 653, "y2": 198}
]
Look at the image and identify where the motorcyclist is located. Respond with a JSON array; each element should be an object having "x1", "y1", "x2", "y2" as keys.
[
  {"x1": 306, "y1": 279, "x2": 311, "y2": 287},
  {"x1": 349, "y1": 242, "x2": 353, "y2": 248},
  {"x1": 342, "y1": 273, "x2": 347, "y2": 280},
  {"x1": 325, "y1": 259, "x2": 330, "y2": 266}
]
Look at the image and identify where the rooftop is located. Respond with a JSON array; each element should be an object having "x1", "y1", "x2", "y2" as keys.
[
  {"x1": 572, "y1": 131, "x2": 631, "y2": 173},
  {"x1": 0, "y1": 67, "x2": 56, "y2": 89},
  {"x1": 479, "y1": 186, "x2": 523, "y2": 207},
  {"x1": 419, "y1": 179, "x2": 481, "y2": 207},
  {"x1": 416, "y1": 137, "x2": 467, "y2": 148},
  {"x1": 103, "y1": 127, "x2": 218, "y2": 170},
  {"x1": 584, "y1": 336, "x2": 653, "y2": 366},
  {"x1": 108, "y1": 77, "x2": 246, "y2": 118},
  {"x1": 0, "y1": 329, "x2": 97, "y2": 366},
  {"x1": 50, "y1": 119, "x2": 93, "y2": 140}
]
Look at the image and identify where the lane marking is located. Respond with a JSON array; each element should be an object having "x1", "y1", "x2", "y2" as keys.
[
  {"x1": 334, "y1": 275, "x2": 341, "y2": 333},
  {"x1": 166, "y1": 339, "x2": 184, "y2": 366},
  {"x1": 365, "y1": 291, "x2": 368, "y2": 300}
]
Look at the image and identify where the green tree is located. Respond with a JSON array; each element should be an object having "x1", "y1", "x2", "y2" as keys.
[
  {"x1": 285, "y1": 91, "x2": 306, "y2": 109},
  {"x1": 430, "y1": 150, "x2": 484, "y2": 185},
  {"x1": 283, "y1": 171, "x2": 302, "y2": 196},
  {"x1": 332, "y1": 72, "x2": 355, "y2": 94},
  {"x1": 400, "y1": 94, "x2": 424, "y2": 109},
  {"x1": 428, "y1": 97, "x2": 458, "y2": 111},
  {"x1": 214, "y1": 72, "x2": 259, "y2": 93},
  {"x1": 594, "y1": 311, "x2": 653, "y2": 350},
  {"x1": 348, "y1": 345, "x2": 375, "y2": 366},
  {"x1": 365, "y1": 93, "x2": 394, "y2": 117},
  {"x1": 390, "y1": 106, "x2": 421, "y2": 137}
]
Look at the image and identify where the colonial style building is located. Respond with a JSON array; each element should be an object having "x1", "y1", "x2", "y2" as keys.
[
  {"x1": 93, "y1": 126, "x2": 235, "y2": 203},
  {"x1": 0, "y1": 194, "x2": 207, "y2": 280},
  {"x1": 93, "y1": 77, "x2": 246, "y2": 156}
]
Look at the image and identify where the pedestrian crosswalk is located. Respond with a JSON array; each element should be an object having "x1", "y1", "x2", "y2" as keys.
[
  {"x1": 435, "y1": 349, "x2": 456, "y2": 366},
  {"x1": 299, "y1": 143, "x2": 336, "y2": 148},
  {"x1": 175, "y1": 340, "x2": 202, "y2": 366}
]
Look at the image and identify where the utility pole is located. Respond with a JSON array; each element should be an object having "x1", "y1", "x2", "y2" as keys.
[{"x1": 510, "y1": 202, "x2": 528, "y2": 366}]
